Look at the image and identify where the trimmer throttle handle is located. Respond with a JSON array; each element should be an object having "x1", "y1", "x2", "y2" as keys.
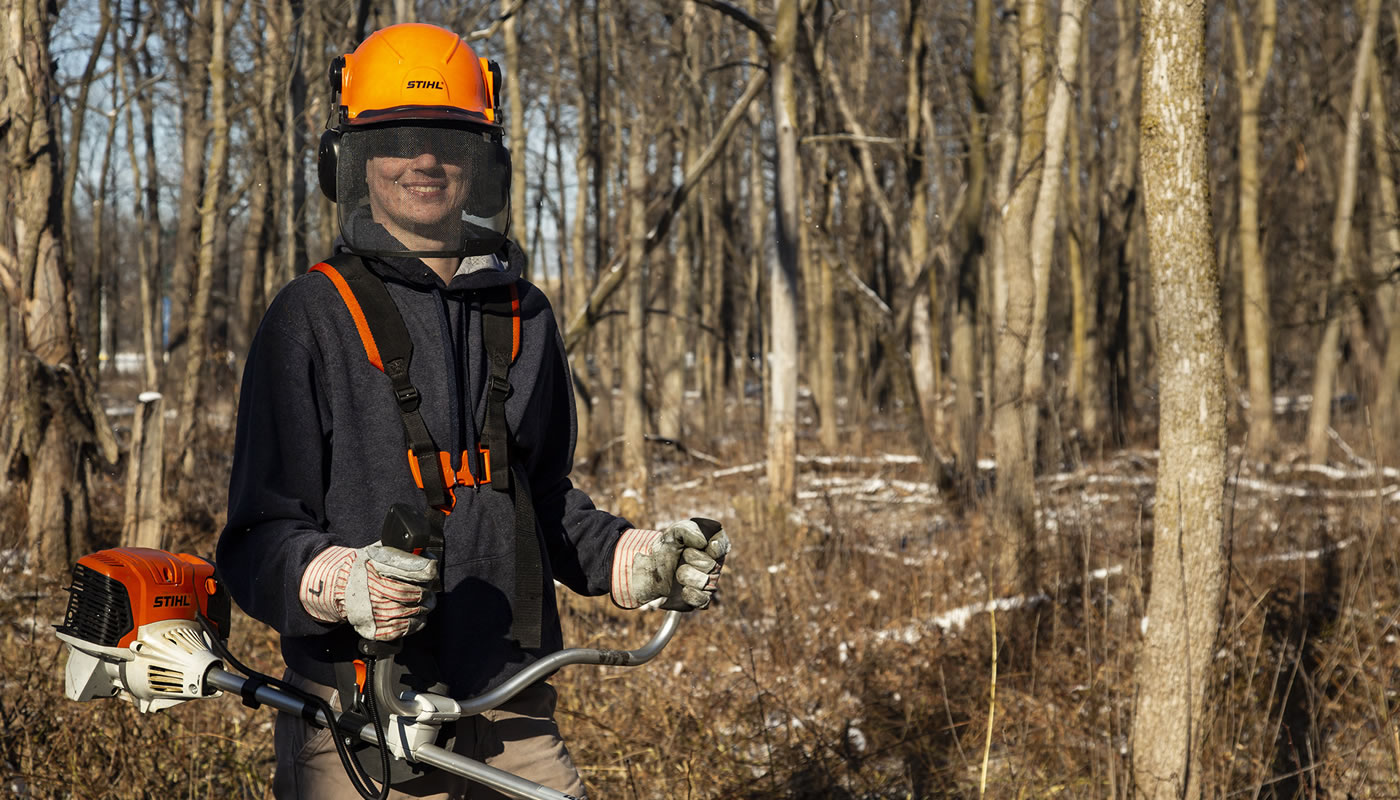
[
  {"x1": 356, "y1": 505, "x2": 443, "y2": 659},
  {"x1": 692, "y1": 518, "x2": 722, "y2": 538},
  {"x1": 380, "y1": 503, "x2": 442, "y2": 556}
]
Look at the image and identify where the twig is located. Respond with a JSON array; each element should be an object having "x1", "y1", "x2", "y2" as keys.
[{"x1": 979, "y1": 583, "x2": 998, "y2": 796}]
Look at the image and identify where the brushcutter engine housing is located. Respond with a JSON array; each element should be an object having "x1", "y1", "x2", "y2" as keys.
[{"x1": 55, "y1": 548, "x2": 231, "y2": 712}]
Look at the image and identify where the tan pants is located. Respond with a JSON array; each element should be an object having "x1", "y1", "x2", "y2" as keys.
[{"x1": 272, "y1": 670, "x2": 587, "y2": 800}]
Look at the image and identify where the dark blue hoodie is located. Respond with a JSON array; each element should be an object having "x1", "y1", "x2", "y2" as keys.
[{"x1": 217, "y1": 239, "x2": 630, "y2": 697}]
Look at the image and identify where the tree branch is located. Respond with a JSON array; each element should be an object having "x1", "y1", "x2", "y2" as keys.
[
  {"x1": 689, "y1": 0, "x2": 772, "y2": 50},
  {"x1": 466, "y1": 0, "x2": 529, "y2": 42},
  {"x1": 563, "y1": 66, "x2": 770, "y2": 351}
]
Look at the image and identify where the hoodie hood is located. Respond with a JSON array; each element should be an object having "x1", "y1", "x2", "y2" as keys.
[{"x1": 337, "y1": 206, "x2": 525, "y2": 293}]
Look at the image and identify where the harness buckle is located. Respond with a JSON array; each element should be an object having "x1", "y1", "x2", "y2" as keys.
[{"x1": 395, "y1": 385, "x2": 421, "y2": 410}]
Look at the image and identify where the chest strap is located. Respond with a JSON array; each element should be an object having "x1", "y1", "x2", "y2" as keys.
[{"x1": 310, "y1": 254, "x2": 542, "y2": 649}]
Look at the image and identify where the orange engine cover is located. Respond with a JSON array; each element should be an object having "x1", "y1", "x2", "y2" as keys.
[{"x1": 58, "y1": 548, "x2": 231, "y2": 650}]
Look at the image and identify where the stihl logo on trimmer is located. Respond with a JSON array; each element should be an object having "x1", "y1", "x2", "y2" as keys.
[
  {"x1": 153, "y1": 595, "x2": 190, "y2": 608},
  {"x1": 406, "y1": 80, "x2": 443, "y2": 90}
]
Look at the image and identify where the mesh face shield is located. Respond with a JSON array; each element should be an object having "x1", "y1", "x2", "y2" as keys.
[{"x1": 336, "y1": 123, "x2": 511, "y2": 259}]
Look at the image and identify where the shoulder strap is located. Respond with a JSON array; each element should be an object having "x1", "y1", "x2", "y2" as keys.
[
  {"x1": 479, "y1": 282, "x2": 542, "y2": 649},
  {"x1": 310, "y1": 254, "x2": 452, "y2": 511},
  {"x1": 314, "y1": 260, "x2": 543, "y2": 650},
  {"x1": 479, "y1": 283, "x2": 519, "y2": 493}
]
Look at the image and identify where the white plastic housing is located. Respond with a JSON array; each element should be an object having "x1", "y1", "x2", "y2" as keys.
[{"x1": 58, "y1": 620, "x2": 224, "y2": 713}]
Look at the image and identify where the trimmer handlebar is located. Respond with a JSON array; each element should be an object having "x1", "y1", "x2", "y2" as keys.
[{"x1": 203, "y1": 609, "x2": 683, "y2": 800}]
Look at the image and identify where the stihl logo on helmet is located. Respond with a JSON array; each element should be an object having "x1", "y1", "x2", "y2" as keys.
[{"x1": 406, "y1": 80, "x2": 444, "y2": 90}]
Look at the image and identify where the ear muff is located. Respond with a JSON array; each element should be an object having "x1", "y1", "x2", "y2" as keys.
[
  {"x1": 462, "y1": 141, "x2": 512, "y2": 219},
  {"x1": 317, "y1": 129, "x2": 341, "y2": 201},
  {"x1": 319, "y1": 55, "x2": 346, "y2": 202}
]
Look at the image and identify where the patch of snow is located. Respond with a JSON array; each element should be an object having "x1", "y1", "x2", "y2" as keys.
[
  {"x1": 846, "y1": 726, "x2": 867, "y2": 753},
  {"x1": 1089, "y1": 564, "x2": 1125, "y2": 581},
  {"x1": 1256, "y1": 536, "x2": 1356, "y2": 564},
  {"x1": 930, "y1": 593, "x2": 1050, "y2": 631}
]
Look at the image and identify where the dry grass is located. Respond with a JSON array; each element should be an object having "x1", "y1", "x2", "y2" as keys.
[{"x1": 3, "y1": 406, "x2": 1400, "y2": 798}]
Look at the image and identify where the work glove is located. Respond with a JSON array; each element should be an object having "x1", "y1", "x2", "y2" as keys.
[
  {"x1": 300, "y1": 543, "x2": 438, "y2": 641},
  {"x1": 611, "y1": 518, "x2": 730, "y2": 611}
]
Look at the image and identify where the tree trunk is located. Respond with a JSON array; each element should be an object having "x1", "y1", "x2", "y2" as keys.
[
  {"x1": 903, "y1": 4, "x2": 938, "y2": 443},
  {"x1": 2, "y1": 0, "x2": 114, "y2": 568},
  {"x1": 1370, "y1": 54, "x2": 1400, "y2": 464},
  {"x1": 816, "y1": 150, "x2": 839, "y2": 452},
  {"x1": 1096, "y1": 0, "x2": 1141, "y2": 443},
  {"x1": 1305, "y1": 0, "x2": 1379, "y2": 465},
  {"x1": 61, "y1": 0, "x2": 111, "y2": 369},
  {"x1": 162, "y1": 0, "x2": 212, "y2": 388},
  {"x1": 275, "y1": 0, "x2": 307, "y2": 301},
  {"x1": 504, "y1": 0, "x2": 528, "y2": 278},
  {"x1": 991, "y1": 0, "x2": 1045, "y2": 593},
  {"x1": 1131, "y1": 1, "x2": 1228, "y2": 797},
  {"x1": 1023, "y1": 0, "x2": 1089, "y2": 460},
  {"x1": 952, "y1": 0, "x2": 991, "y2": 492},
  {"x1": 567, "y1": 0, "x2": 595, "y2": 461},
  {"x1": 767, "y1": 0, "x2": 800, "y2": 507},
  {"x1": 176, "y1": 0, "x2": 230, "y2": 480},
  {"x1": 620, "y1": 119, "x2": 650, "y2": 521},
  {"x1": 1230, "y1": 0, "x2": 1278, "y2": 453}
]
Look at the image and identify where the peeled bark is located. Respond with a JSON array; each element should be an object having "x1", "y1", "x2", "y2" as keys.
[{"x1": 1131, "y1": 2, "x2": 1228, "y2": 797}]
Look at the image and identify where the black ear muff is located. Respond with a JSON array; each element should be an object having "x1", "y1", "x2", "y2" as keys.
[
  {"x1": 319, "y1": 55, "x2": 346, "y2": 202},
  {"x1": 317, "y1": 129, "x2": 340, "y2": 202},
  {"x1": 463, "y1": 140, "x2": 511, "y2": 219},
  {"x1": 486, "y1": 60, "x2": 503, "y2": 119}
]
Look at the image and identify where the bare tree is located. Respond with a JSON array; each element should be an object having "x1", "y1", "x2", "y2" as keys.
[
  {"x1": 1024, "y1": 0, "x2": 1089, "y2": 460},
  {"x1": 1130, "y1": 0, "x2": 1228, "y2": 796},
  {"x1": 503, "y1": 0, "x2": 529, "y2": 276},
  {"x1": 175, "y1": 0, "x2": 233, "y2": 479},
  {"x1": 990, "y1": 0, "x2": 1045, "y2": 590},
  {"x1": 1229, "y1": 0, "x2": 1278, "y2": 452},
  {"x1": 767, "y1": 0, "x2": 801, "y2": 506},
  {"x1": 1304, "y1": 0, "x2": 1380, "y2": 465},
  {"x1": 951, "y1": 0, "x2": 992, "y2": 491},
  {"x1": 1, "y1": 0, "x2": 117, "y2": 566}
]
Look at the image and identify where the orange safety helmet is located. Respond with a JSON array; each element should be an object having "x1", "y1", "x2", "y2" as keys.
[
  {"x1": 317, "y1": 23, "x2": 512, "y2": 259},
  {"x1": 338, "y1": 23, "x2": 499, "y2": 131}
]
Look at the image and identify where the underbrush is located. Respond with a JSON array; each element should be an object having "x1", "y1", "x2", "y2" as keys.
[{"x1": 3, "y1": 421, "x2": 1400, "y2": 798}]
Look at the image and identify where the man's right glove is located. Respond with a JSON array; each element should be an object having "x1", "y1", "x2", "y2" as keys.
[
  {"x1": 611, "y1": 518, "x2": 730, "y2": 610},
  {"x1": 300, "y1": 543, "x2": 438, "y2": 641}
]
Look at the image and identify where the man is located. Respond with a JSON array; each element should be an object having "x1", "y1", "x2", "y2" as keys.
[{"x1": 216, "y1": 23, "x2": 729, "y2": 800}]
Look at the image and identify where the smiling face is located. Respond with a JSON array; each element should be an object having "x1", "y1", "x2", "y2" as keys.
[{"x1": 365, "y1": 149, "x2": 469, "y2": 250}]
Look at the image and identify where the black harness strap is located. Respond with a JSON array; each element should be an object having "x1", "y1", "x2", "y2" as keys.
[
  {"x1": 319, "y1": 253, "x2": 452, "y2": 510},
  {"x1": 481, "y1": 289, "x2": 542, "y2": 650},
  {"x1": 314, "y1": 254, "x2": 543, "y2": 651}
]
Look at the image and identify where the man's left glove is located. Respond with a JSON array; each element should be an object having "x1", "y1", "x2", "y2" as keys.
[{"x1": 611, "y1": 518, "x2": 730, "y2": 610}]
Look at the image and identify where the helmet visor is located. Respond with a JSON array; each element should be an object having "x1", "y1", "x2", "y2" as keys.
[{"x1": 336, "y1": 123, "x2": 510, "y2": 259}]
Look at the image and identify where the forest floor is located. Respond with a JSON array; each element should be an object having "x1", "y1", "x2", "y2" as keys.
[{"x1": 2, "y1": 391, "x2": 1400, "y2": 798}]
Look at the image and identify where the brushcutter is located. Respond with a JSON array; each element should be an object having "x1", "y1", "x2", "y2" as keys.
[{"x1": 54, "y1": 541, "x2": 681, "y2": 800}]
